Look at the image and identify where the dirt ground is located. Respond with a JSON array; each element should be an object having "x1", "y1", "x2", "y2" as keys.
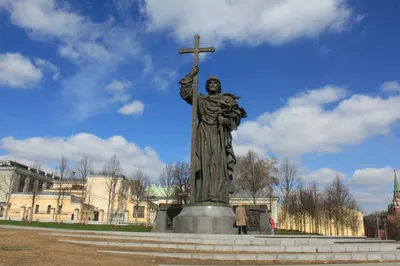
[{"x1": 0, "y1": 229, "x2": 391, "y2": 266}]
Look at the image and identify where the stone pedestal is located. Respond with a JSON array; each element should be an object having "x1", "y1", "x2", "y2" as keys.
[
  {"x1": 173, "y1": 205, "x2": 235, "y2": 234},
  {"x1": 152, "y1": 204, "x2": 183, "y2": 232}
]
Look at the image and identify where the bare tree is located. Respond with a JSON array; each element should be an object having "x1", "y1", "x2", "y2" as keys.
[
  {"x1": 75, "y1": 155, "x2": 92, "y2": 222},
  {"x1": 0, "y1": 171, "x2": 16, "y2": 220},
  {"x1": 158, "y1": 164, "x2": 177, "y2": 203},
  {"x1": 276, "y1": 157, "x2": 300, "y2": 226},
  {"x1": 28, "y1": 162, "x2": 42, "y2": 222},
  {"x1": 326, "y1": 175, "x2": 352, "y2": 235},
  {"x1": 54, "y1": 156, "x2": 70, "y2": 222},
  {"x1": 128, "y1": 169, "x2": 150, "y2": 224},
  {"x1": 173, "y1": 162, "x2": 190, "y2": 204},
  {"x1": 235, "y1": 151, "x2": 278, "y2": 205},
  {"x1": 103, "y1": 155, "x2": 122, "y2": 224},
  {"x1": 302, "y1": 181, "x2": 321, "y2": 233}
]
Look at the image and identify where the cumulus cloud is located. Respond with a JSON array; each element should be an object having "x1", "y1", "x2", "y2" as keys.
[
  {"x1": 119, "y1": 100, "x2": 145, "y2": 116},
  {"x1": 380, "y1": 80, "x2": 400, "y2": 93},
  {"x1": 0, "y1": 133, "x2": 163, "y2": 180},
  {"x1": 302, "y1": 168, "x2": 346, "y2": 185},
  {"x1": 349, "y1": 166, "x2": 395, "y2": 186},
  {"x1": 0, "y1": 53, "x2": 43, "y2": 88},
  {"x1": 141, "y1": 0, "x2": 353, "y2": 46},
  {"x1": 233, "y1": 85, "x2": 400, "y2": 157},
  {"x1": 0, "y1": 52, "x2": 60, "y2": 89}
]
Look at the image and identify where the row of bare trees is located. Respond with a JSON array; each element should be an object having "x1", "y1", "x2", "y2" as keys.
[
  {"x1": 232, "y1": 151, "x2": 362, "y2": 236},
  {"x1": 282, "y1": 176, "x2": 362, "y2": 236}
]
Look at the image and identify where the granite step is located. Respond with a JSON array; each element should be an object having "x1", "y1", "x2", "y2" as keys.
[
  {"x1": 58, "y1": 239, "x2": 398, "y2": 253},
  {"x1": 97, "y1": 249, "x2": 400, "y2": 261},
  {"x1": 5, "y1": 225, "x2": 364, "y2": 239},
  {"x1": 40, "y1": 232, "x2": 378, "y2": 246}
]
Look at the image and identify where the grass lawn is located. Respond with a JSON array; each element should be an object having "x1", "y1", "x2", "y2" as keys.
[
  {"x1": 275, "y1": 229, "x2": 320, "y2": 235},
  {"x1": 0, "y1": 219, "x2": 152, "y2": 232}
]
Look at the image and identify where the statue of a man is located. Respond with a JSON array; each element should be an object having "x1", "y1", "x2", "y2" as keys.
[{"x1": 179, "y1": 65, "x2": 247, "y2": 204}]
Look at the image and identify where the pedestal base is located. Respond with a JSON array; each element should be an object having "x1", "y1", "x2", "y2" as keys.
[{"x1": 173, "y1": 205, "x2": 235, "y2": 234}]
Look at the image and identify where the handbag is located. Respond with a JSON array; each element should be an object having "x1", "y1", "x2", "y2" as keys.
[{"x1": 233, "y1": 221, "x2": 237, "y2": 228}]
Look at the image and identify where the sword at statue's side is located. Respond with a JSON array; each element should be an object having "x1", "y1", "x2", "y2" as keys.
[{"x1": 178, "y1": 34, "x2": 215, "y2": 203}]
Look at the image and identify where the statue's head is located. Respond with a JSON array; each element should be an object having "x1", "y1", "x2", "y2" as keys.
[{"x1": 205, "y1": 76, "x2": 221, "y2": 94}]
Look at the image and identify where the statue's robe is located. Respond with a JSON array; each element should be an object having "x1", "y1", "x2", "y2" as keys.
[{"x1": 179, "y1": 74, "x2": 247, "y2": 204}]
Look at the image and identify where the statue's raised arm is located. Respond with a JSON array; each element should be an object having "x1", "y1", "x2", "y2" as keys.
[{"x1": 179, "y1": 65, "x2": 199, "y2": 105}]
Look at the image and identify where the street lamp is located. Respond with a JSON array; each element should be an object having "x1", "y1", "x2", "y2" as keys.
[{"x1": 382, "y1": 216, "x2": 388, "y2": 240}]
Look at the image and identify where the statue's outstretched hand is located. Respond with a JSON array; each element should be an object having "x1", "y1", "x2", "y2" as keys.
[{"x1": 189, "y1": 65, "x2": 199, "y2": 77}]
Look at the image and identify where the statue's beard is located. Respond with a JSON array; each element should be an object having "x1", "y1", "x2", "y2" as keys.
[{"x1": 208, "y1": 86, "x2": 218, "y2": 94}]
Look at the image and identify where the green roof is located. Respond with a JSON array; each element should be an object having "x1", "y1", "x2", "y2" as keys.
[{"x1": 395, "y1": 170, "x2": 400, "y2": 191}]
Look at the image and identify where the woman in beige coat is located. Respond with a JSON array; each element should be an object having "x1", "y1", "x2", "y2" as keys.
[{"x1": 235, "y1": 201, "x2": 247, "y2": 234}]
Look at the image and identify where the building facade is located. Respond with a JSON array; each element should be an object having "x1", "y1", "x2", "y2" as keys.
[{"x1": 0, "y1": 160, "x2": 56, "y2": 220}]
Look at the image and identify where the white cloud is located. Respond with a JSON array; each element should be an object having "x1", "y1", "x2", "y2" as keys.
[
  {"x1": 34, "y1": 58, "x2": 60, "y2": 80},
  {"x1": 233, "y1": 86, "x2": 400, "y2": 157},
  {"x1": 302, "y1": 168, "x2": 346, "y2": 185},
  {"x1": 105, "y1": 80, "x2": 132, "y2": 103},
  {"x1": 0, "y1": 53, "x2": 43, "y2": 88},
  {"x1": 0, "y1": 133, "x2": 163, "y2": 180},
  {"x1": 353, "y1": 188, "x2": 391, "y2": 212},
  {"x1": 349, "y1": 166, "x2": 395, "y2": 186},
  {"x1": 0, "y1": 0, "x2": 146, "y2": 120},
  {"x1": 119, "y1": 100, "x2": 145, "y2": 116},
  {"x1": 152, "y1": 69, "x2": 177, "y2": 90},
  {"x1": 380, "y1": 81, "x2": 400, "y2": 93},
  {"x1": 141, "y1": 0, "x2": 352, "y2": 46},
  {"x1": 5, "y1": 0, "x2": 84, "y2": 39},
  {"x1": 300, "y1": 166, "x2": 394, "y2": 213},
  {"x1": 105, "y1": 80, "x2": 131, "y2": 93}
]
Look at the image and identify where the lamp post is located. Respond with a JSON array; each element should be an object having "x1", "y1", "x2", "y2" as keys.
[{"x1": 382, "y1": 216, "x2": 388, "y2": 240}]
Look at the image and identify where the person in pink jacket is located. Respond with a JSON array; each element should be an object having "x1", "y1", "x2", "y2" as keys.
[{"x1": 269, "y1": 218, "x2": 276, "y2": 235}]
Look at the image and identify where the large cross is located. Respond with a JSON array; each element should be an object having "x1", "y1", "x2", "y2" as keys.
[{"x1": 178, "y1": 34, "x2": 216, "y2": 203}]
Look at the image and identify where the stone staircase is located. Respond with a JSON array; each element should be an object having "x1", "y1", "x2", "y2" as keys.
[{"x1": 39, "y1": 231, "x2": 400, "y2": 262}]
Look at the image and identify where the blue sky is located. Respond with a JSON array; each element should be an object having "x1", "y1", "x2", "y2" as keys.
[{"x1": 0, "y1": 0, "x2": 399, "y2": 214}]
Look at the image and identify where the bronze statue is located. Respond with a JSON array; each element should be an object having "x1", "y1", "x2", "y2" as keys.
[{"x1": 179, "y1": 65, "x2": 247, "y2": 204}]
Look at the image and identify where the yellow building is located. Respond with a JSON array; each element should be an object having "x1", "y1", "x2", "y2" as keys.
[
  {"x1": 0, "y1": 160, "x2": 56, "y2": 220},
  {"x1": 7, "y1": 193, "x2": 94, "y2": 222}
]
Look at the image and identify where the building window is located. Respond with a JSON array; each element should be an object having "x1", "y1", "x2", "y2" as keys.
[
  {"x1": 38, "y1": 180, "x2": 44, "y2": 191},
  {"x1": 18, "y1": 175, "x2": 25, "y2": 192},
  {"x1": 58, "y1": 205, "x2": 63, "y2": 215},
  {"x1": 34, "y1": 205, "x2": 39, "y2": 214},
  {"x1": 47, "y1": 205, "x2": 51, "y2": 214},
  {"x1": 133, "y1": 206, "x2": 145, "y2": 218},
  {"x1": 71, "y1": 185, "x2": 83, "y2": 190},
  {"x1": 28, "y1": 177, "x2": 34, "y2": 192}
]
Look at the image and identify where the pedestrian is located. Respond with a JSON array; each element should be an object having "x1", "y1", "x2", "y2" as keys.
[
  {"x1": 269, "y1": 217, "x2": 275, "y2": 235},
  {"x1": 235, "y1": 201, "x2": 247, "y2": 235}
]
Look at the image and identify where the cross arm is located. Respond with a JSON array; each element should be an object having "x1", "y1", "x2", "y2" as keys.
[{"x1": 178, "y1": 47, "x2": 216, "y2": 54}]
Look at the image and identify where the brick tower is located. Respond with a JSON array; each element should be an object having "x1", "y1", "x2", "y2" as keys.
[{"x1": 388, "y1": 170, "x2": 400, "y2": 219}]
